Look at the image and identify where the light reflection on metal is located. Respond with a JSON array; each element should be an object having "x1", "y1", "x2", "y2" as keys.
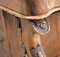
[{"x1": 31, "y1": 18, "x2": 50, "y2": 34}]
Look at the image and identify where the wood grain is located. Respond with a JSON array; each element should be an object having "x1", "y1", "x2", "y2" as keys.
[
  {"x1": 3, "y1": 11, "x2": 23, "y2": 57},
  {"x1": 40, "y1": 11, "x2": 60, "y2": 57},
  {"x1": 0, "y1": 10, "x2": 11, "y2": 57}
]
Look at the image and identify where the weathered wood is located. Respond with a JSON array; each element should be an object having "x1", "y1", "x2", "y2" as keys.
[
  {"x1": 3, "y1": 11, "x2": 23, "y2": 57},
  {"x1": 0, "y1": 10, "x2": 11, "y2": 57},
  {"x1": 40, "y1": 12, "x2": 60, "y2": 57},
  {"x1": 0, "y1": 0, "x2": 30, "y2": 15},
  {"x1": 0, "y1": 0, "x2": 60, "y2": 57},
  {"x1": 21, "y1": 20, "x2": 33, "y2": 57},
  {"x1": 21, "y1": 19, "x2": 46, "y2": 57},
  {"x1": 0, "y1": 0, "x2": 60, "y2": 16},
  {"x1": 28, "y1": 0, "x2": 60, "y2": 15},
  {"x1": 0, "y1": 0, "x2": 60, "y2": 20}
]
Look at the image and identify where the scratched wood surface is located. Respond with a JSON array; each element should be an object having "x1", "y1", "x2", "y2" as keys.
[
  {"x1": 0, "y1": 10, "x2": 24, "y2": 57},
  {"x1": 20, "y1": 11, "x2": 60, "y2": 57},
  {"x1": 0, "y1": 11, "x2": 60, "y2": 57},
  {"x1": 26, "y1": 0, "x2": 60, "y2": 15},
  {"x1": 0, "y1": 0, "x2": 30, "y2": 15},
  {"x1": 40, "y1": 11, "x2": 60, "y2": 57},
  {"x1": 3, "y1": 11, "x2": 23, "y2": 57},
  {"x1": 0, "y1": 0, "x2": 60, "y2": 16},
  {"x1": 0, "y1": 10, "x2": 11, "y2": 57}
]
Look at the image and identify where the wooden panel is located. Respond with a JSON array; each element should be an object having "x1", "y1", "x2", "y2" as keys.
[
  {"x1": 0, "y1": 0, "x2": 60, "y2": 16},
  {"x1": 27, "y1": 0, "x2": 60, "y2": 15},
  {"x1": 40, "y1": 12, "x2": 60, "y2": 57},
  {"x1": 3, "y1": 11, "x2": 23, "y2": 57},
  {"x1": 21, "y1": 20, "x2": 33, "y2": 57},
  {"x1": 0, "y1": 0, "x2": 30, "y2": 15},
  {"x1": 0, "y1": 10, "x2": 11, "y2": 57}
]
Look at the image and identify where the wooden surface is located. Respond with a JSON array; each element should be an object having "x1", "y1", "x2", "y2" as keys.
[
  {"x1": 3, "y1": 11, "x2": 23, "y2": 57},
  {"x1": 0, "y1": 2, "x2": 60, "y2": 57},
  {"x1": 0, "y1": 10, "x2": 11, "y2": 57},
  {"x1": 27, "y1": 0, "x2": 60, "y2": 15},
  {"x1": 40, "y1": 11, "x2": 60, "y2": 57},
  {"x1": 0, "y1": 0, "x2": 60, "y2": 16},
  {"x1": 0, "y1": 0, "x2": 60, "y2": 20},
  {"x1": 0, "y1": 0, "x2": 30, "y2": 15},
  {"x1": 0, "y1": 10, "x2": 24, "y2": 57},
  {"x1": 21, "y1": 11, "x2": 60, "y2": 57}
]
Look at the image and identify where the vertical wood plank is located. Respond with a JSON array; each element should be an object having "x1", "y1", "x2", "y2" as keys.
[
  {"x1": 21, "y1": 19, "x2": 33, "y2": 57},
  {"x1": 40, "y1": 12, "x2": 60, "y2": 57},
  {"x1": 0, "y1": 10, "x2": 11, "y2": 57},
  {"x1": 3, "y1": 11, "x2": 23, "y2": 57}
]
